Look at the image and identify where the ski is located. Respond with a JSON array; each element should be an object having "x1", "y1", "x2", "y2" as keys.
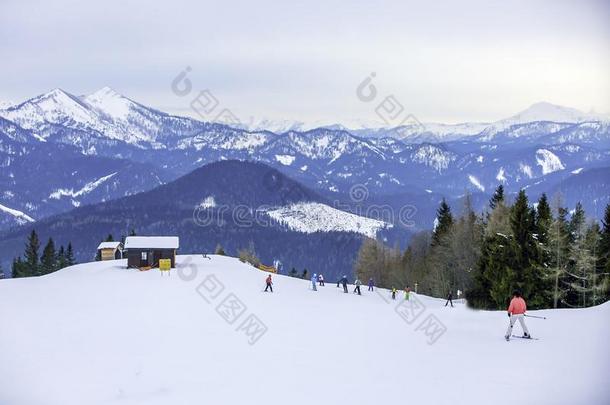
[{"x1": 511, "y1": 334, "x2": 539, "y2": 340}]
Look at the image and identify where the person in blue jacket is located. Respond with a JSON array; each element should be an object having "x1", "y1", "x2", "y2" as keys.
[
  {"x1": 368, "y1": 278, "x2": 375, "y2": 291},
  {"x1": 311, "y1": 273, "x2": 318, "y2": 291}
]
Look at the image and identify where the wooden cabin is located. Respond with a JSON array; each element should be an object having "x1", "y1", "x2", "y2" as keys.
[
  {"x1": 124, "y1": 236, "x2": 179, "y2": 269},
  {"x1": 97, "y1": 241, "x2": 123, "y2": 261}
]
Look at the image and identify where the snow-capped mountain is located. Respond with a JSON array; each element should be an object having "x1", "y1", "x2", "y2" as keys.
[
  {"x1": 0, "y1": 87, "x2": 205, "y2": 149},
  {"x1": 1, "y1": 88, "x2": 609, "y2": 231}
]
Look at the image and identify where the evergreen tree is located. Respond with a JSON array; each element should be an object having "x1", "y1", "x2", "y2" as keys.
[
  {"x1": 65, "y1": 243, "x2": 76, "y2": 266},
  {"x1": 597, "y1": 204, "x2": 610, "y2": 301},
  {"x1": 129, "y1": 229, "x2": 137, "y2": 236},
  {"x1": 40, "y1": 238, "x2": 57, "y2": 275},
  {"x1": 535, "y1": 193, "x2": 553, "y2": 245},
  {"x1": 489, "y1": 184, "x2": 505, "y2": 210},
  {"x1": 11, "y1": 257, "x2": 27, "y2": 278},
  {"x1": 24, "y1": 230, "x2": 41, "y2": 277},
  {"x1": 57, "y1": 245, "x2": 68, "y2": 269},
  {"x1": 510, "y1": 190, "x2": 546, "y2": 307},
  {"x1": 0, "y1": 263, "x2": 4, "y2": 279},
  {"x1": 432, "y1": 198, "x2": 453, "y2": 246},
  {"x1": 105, "y1": 234, "x2": 114, "y2": 242},
  {"x1": 289, "y1": 267, "x2": 298, "y2": 278}
]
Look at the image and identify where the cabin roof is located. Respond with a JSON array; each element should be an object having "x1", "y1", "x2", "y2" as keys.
[
  {"x1": 124, "y1": 236, "x2": 179, "y2": 250},
  {"x1": 97, "y1": 241, "x2": 122, "y2": 250}
]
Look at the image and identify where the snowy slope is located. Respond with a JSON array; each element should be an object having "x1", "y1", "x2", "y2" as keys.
[
  {"x1": 0, "y1": 202, "x2": 35, "y2": 224},
  {"x1": 264, "y1": 202, "x2": 391, "y2": 237},
  {"x1": 0, "y1": 255, "x2": 608, "y2": 405}
]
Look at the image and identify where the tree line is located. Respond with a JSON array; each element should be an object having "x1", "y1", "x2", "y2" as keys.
[
  {"x1": 354, "y1": 185, "x2": 610, "y2": 309},
  {"x1": 11, "y1": 230, "x2": 76, "y2": 278}
]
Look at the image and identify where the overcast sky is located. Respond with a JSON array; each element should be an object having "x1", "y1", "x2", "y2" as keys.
[{"x1": 1, "y1": 0, "x2": 609, "y2": 124}]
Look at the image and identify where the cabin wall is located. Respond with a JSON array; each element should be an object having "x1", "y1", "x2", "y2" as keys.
[{"x1": 126, "y1": 249, "x2": 176, "y2": 268}]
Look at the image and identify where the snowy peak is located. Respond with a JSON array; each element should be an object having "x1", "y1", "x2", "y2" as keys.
[
  {"x1": 508, "y1": 102, "x2": 606, "y2": 124},
  {"x1": 82, "y1": 86, "x2": 135, "y2": 121}
]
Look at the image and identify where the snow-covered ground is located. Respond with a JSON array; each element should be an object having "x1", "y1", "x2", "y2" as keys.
[{"x1": 0, "y1": 255, "x2": 608, "y2": 405}]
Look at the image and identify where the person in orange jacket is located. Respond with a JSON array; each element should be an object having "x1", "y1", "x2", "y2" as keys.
[{"x1": 505, "y1": 290, "x2": 531, "y2": 340}]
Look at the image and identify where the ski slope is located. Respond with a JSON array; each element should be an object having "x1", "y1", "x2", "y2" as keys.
[{"x1": 0, "y1": 255, "x2": 608, "y2": 405}]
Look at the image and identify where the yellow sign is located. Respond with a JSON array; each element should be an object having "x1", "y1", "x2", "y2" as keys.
[{"x1": 159, "y1": 259, "x2": 171, "y2": 271}]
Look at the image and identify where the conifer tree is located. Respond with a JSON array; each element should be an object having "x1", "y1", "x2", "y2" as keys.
[
  {"x1": 24, "y1": 230, "x2": 40, "y2": 277},
  {"x1": 11, "y1": 257, "x2": 27, "y2": 278},
  {"x1": 489, "y1": 184, "x2": 505, "y2": 210},
  {"x1": 510, "y1": 190, "x2": 545, "y2": 307},
  {"x1": 432, "y1": 198, "x2": 453, "y2": 246},
  {"x1": 597, "y1": 204, "x2": 610, "y2": 300},
  {"x1": 40, "y1": 238, "x2": 57, "y2": 275},
  {"x1": 65, "y1": 243, "x2": 76, "y2": 266},
  {"x1": 57, "y1": 245, "x2": 67, "y2": 269}
]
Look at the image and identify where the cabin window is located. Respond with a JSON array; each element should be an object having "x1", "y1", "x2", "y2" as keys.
[{"x1": 141, "y1": 252, "x2": 147, "y2": 261}]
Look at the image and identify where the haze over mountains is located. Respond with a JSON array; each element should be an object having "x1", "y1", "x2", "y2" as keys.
[{"x1": 0, "y1": 87, "x2": 608, "y2": 271}]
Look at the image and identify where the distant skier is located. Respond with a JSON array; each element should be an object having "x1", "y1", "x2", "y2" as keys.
[
  {"x1": 368, "y1": 278, "x2": 374, "y2": 291},
  {"x1": 318, "y1": 274, "x2": 325, "y2": 286},
  {"x1": 391, "y1": 287, "x2": 397, "y2": 300},
  {"x1": 404, "y1": 286, "x2": 411, "y2": 301},
  {"x1": 264, "y1": 274, "x2": 273, "y2": 293},
  {"x1": 505, "y1": 290, "x2": 531, "y2": 341},
  {"x1": 445, "y1": 290, "x2": 454, "y2": 307},
  {"x1": 353, "y1": 278, "x2": 362, "y2": 295},
  {"x1": 340, "y1": 275, "x2": 348, "y2": 293},
  {"x1": 311, "y1": 273, "x2": 318, "y2": 291}
]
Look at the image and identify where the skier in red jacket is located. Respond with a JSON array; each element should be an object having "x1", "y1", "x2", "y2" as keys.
[
  {"x1": 505, "y1": 290, "x2": 531, "y2": 340},
  {"x1": 264, "y1": 274, "x2": 273, "y2": 292}
]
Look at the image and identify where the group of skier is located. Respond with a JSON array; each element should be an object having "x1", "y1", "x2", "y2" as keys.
[{"x1": 263, "y1": 274, "x2": 533, "y2": 340}]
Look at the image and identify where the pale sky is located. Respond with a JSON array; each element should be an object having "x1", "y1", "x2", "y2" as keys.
[{"x1": 1, "y1": 0, "x2": 609, "y2": 124}]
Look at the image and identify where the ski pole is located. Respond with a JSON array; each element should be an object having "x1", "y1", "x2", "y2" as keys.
[{"x1": 524, "y1": 314, "x2": 547, "y2": 320}]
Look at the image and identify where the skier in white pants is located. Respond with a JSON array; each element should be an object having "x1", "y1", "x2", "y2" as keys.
[{"x1": 505, "y1": 290, "x2": 531, "y2": 341}]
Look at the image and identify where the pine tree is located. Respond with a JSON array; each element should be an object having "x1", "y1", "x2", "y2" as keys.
[
  {"x1": 597, "y1": 204, "x2": 610, "y2": 301},
  {"x1": 0, "y1": 263, "x2": 4, "y2": 279},
  {"x1": 12, "y1": 257, "x2": 28, "y2": 278},
  {"x1": 40, "y1": 238, "x2": 57, "y2": 275},
  {"x1": 129, "y1": 229, "x2": 137, "y2": 236},
  {"x1": 489, "y1": 184, "x2": 505, "y2": 210},
  {"x1": 57, "y1": 245, "x2": 68, "y2": 269},
  {"x1": 105, "y1": 234, "x2": 114, "y2": 242},
  {"x1": 432, "y1": 198, "x2": 453, "y2": 246},
  {"x1": 510, "y1": 190, "x2": 545, "y2": 307},
  {"x1": 535, "y1": 193, "x2": 553, "y2": 245},
  {"x1": 24, "y1": 230, "x2": 41, "y2": 277},
  {"x1": 65, "y1": 243, "x2": 76, "y2": 266},
  {"x1": 289, "y1": 267, "x2": 298, "y2": 278}
]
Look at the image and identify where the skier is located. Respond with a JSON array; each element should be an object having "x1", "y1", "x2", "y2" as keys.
[
  {"x1": 505, "y1": 290, "x2": 531, "y2": 341},
  {"x1": 391, "y1": 287, "x2": 397, "y2": 300},
  {"x1": 340, "y1": 275, "x2": 348, "y2": 293},
  {"x1": 404, "y1": 286, "x2": 411, "y2": 300},
  {"x1": 368, "y1": 278, "x2": 374, "y2": 291},
  {"x1": 353, "y1": 278, "x2": 362, "y2": 295},
  {"x1": 445, "y1": 290, "x2": 454, "y2": 307},
  {"x1": 311, "y1": 273, "x2": 318, "y2": 291},
  {"x1": 264, "y1": 274, "x2": 273, "y2": 292},
  {"x1": 318, "y1": 274, "x2": 325, "y2": 286}
]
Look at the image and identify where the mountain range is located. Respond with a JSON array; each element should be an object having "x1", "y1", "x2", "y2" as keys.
[{"x1": 0, "y1": 87, "x2": 609, "y2": 266}]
